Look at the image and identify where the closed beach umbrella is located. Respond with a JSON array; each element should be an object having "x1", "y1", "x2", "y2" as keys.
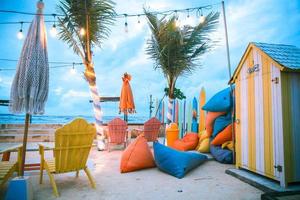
[
  {"x1": 9, "y1": 0, "x2": 49, "y2": 176},
  {"x1": 119, "y1": 73, "x2": 135, "y2": 121}
]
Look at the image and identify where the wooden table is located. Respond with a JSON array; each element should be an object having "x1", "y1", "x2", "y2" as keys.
[{"x1": 0, "y1": 142, "x2": 54, "y2": 171}]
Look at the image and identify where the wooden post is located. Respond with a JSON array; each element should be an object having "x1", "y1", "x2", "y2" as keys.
[{"x1": 21, "y1": 113, "x2": 30, "y2": 176}]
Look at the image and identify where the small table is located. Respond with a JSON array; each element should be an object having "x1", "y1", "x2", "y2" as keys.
[{"x1": 0, "y1": 142, "x2": 54, "y2": 171}]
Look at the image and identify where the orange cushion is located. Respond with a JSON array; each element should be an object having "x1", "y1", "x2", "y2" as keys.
[
  {"x1": 172, "y1": 133, "x2": 199, "y2": 151},
  {"x1": 211, "y1": 124, "x2": 233, "y2": 145},
  {"x1": 205, "y1": 112, "x2": 226, "y2": 137},
  {"x1": 120, "y1": 135, "x2": 156, "y2": 173}
]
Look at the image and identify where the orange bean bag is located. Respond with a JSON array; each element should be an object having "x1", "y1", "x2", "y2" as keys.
[
  {"x1": 172, "y1": 133, "x2": 199, "y2": 151},
  {"x1": 206, "y1": 111, "x2": 226, "y2": 137},
  {"x1": 120, "y1": 135, "x2": 156, "y2": 173},
  {"x1": 211, "y1": 124, "x2": 233, "y2": 145}
]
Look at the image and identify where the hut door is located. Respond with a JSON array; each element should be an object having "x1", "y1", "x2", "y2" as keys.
[{"x1": 270, "y1": 63, "x2": 285, "y2": 184}]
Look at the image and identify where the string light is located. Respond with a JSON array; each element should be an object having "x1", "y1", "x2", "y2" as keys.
[
  {"x1": 17, "y1": 22, "x2": 24, "y2": 40},
  {"x1": 50, "y1": 14, "x2": 57, "y2": 37},
  {"x1": 137, "y1": 14, "x2": 141, "y2": 24},
  {"x1": 184, "y1": 9, "x2": 193, "y2": 26},
  {"x1": 0, "y1": 3, "x2": 218, "y2": 37},
  {"x1": 174, "y1": 10, "x2": 181, "y2": 27},
  {"x1": 79, "y1": 27, "x2": 85, "y2": 36},
  {"x1": 70, "y1": 62, "x2": 77, "y2": 74},
  {"x1": 124, "y1": 14, "x2": 128, "y2": 33},
  {"x1": 199, "y1": 8, "x2": 206, "y2": 24}
]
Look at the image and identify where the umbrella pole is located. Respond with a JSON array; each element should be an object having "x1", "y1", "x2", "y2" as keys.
[{"x1": 21, "y1": 113, "x2": 30, "y2": 176}]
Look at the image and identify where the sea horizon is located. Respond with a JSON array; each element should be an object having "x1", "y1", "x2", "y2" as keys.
[{"x1": 0, "y1": 113, "x2": 149, "y2": 124}]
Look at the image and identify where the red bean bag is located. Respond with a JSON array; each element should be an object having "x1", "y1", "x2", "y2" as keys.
[
  {"x1": 211, "y1": 124, "x2": 233, "y2": 146},
  {"x1": 120, "y1": 135, "x2": 156, "y2": 173},
  {"x1": 172, "y1": 133, "x2": 199, "y2": 151},
  {"x1": 205, "y1": 111, "x2": 226, "y2": 137}
]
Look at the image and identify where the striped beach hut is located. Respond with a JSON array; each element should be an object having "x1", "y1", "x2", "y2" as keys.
[{"x1": 230, "y1": 42, "x2": 300, "y2": 187}]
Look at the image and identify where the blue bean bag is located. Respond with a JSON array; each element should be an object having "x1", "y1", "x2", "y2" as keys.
[
  {"x1": 212, "y1": 112, "x2": 232, "y2": 138},
  {"x1": 202, "y1": 87, "x2": 234, "y2": 112},
  {"x1": 210, "y1": 144, "x2": 233, "y2": 164},
  {"x1": 153, "y1": 142, "x2": 207, "y2": 178}
]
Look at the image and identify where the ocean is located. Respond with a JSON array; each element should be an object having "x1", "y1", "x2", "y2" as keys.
[{"x1": 0, "y1": 114, "x2": 149, "y2": 124}]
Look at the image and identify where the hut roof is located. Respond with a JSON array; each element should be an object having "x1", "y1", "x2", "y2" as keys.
[
  {"x1": 229, "y1": 42, "x2": 300, "y2": 83},
  {"x1": 253, "y1": 42, "x2": 300, "y2": 70}
]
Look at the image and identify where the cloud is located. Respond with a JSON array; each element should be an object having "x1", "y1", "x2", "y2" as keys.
[
  {"x1": 61, "y1": 89, "x2": 90, "y2": 100},
  {"x1": 53, "y1": 87, "x2": 63, "y2": 96}
]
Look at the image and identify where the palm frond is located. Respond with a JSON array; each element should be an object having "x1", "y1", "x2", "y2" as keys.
[
  {"x1": 57, "y1": 0, "x2": 116, "y2": 55},
  {"x1": 57, "y1": 18, "x2": 85, "y2": 59},
  {"x1": 145, "y1": 10, "x2": 220, "y2": 97}
]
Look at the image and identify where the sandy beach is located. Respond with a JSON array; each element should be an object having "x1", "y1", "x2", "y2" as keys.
[{"x1": 0, "y1": 145, "x2": 263, "y2": 200}]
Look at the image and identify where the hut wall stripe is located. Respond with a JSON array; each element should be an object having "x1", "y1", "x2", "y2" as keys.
[
  {"x1": 281, "y1": 72, "x2": 293, "y2": 182},
  {"x1": 254, "y1": 49, "x2": 265, "y2": 174},
  {"x1": 235, "y1": 73, "x2": 241, "y2": 167},
  {"x1": 241, "y1": 62, "x2": 249, "y2": 167},
  {"x1": 262, "y1": 55, "x2": 274, "y2": 177},
  {"x1": 247, "y1": 51, "x2": 256, "y2": 171},
  {"x1": 290, "y1": 74, "x2": 300, "y2": 180}
]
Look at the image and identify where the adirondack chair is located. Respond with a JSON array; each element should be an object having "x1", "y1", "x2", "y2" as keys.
[
  {"x1": 107, "y1": 118, "x2": 128, "y2": 152},
  {"x1": 0, "y1": 145, "x2": 22, "y2": 187},
  {"x1": 143, "y1": 117, "x2": 161, "y2": 142},
  {"x1": 39, "y1": 118, "x2": 96, "y2": 197}
]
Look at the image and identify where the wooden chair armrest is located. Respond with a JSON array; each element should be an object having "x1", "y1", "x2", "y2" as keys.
[{"x1": 17, "y1": 146, "x2": 23, "y2": 176}]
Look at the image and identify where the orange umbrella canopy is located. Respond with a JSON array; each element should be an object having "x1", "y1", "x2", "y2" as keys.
[{"x1": 119, "y1": 73, "x2": 136, "y2": 114}]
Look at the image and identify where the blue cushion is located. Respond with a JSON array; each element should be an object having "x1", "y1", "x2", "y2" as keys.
[
  {"x1": 212, "y1": 112, "x2": 232, "y2": 137},
  {"x1": 210, "y1": 144, "x2": 233, "y2": 164},
  {"x1": 202, "y1": 87, "x2": 234, "y2": 112},
  {"x1": 153, "y1": 142, "x2": 207, "y2": 178}
]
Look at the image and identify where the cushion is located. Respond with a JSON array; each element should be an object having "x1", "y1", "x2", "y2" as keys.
[
  {"x1": 196, "y1": 138, "x2": 210, "y2": 153},
  {"x1": 199, "y1": 130, "x2": 210, "y2": 142},
  {"x1": 212, "y1": 112, "x2": 232, "y2": 137},
  {"x1": 153, "y1": 142, "x2": 208, "y2": 178},
  {"x1": 210, "y1": 144, "x2": 233, "y2": 164},
  {"x1": 222, "y1": 141, "x2": 234, "y2": 151},
  {"x1": 172, "y1": 133, "x2": 198, "y2": 151},
  {"x1": 205, "y1": 112, "x2": 226, "y2": 137},
  {"x1": 202, "y1": 87, "x2": 234, "y2": 112},
  {"x1": 211, "y1": 124, "x2": 233, "y2": 146},
  {"x1": 120, "y1": 135, "x2": 156, "y2": 173}
]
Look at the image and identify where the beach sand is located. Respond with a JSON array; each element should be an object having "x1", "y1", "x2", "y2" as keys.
[{"x1": 0, "y1": 144, "x2": 263, "y2": 200}]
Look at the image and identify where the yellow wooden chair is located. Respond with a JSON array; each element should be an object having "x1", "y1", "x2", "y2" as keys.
[
  {"x1": 39, "y1": 118, "x2": 96, "y2": 197},
  {"x1": 0, "y1": 145, "x2": 23, "y2": 188}
]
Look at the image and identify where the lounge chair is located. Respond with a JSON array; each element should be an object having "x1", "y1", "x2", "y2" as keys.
[
  {"x1": 39, "y1": 118, "x2": 96, "y2": 197},
  {"x1": 0, "y1": 145, "x2": 23, "y2": 187},
  {"x1": 107, "y1": 118, "x2": 128, "y2": 152},
  {"x1": 143, "y1": 117, "x2": 161, "y2": 142}
]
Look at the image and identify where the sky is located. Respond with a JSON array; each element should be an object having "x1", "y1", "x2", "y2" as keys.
[{"x1": 0, "y1": 0, "x2": 299, "y2": 118}]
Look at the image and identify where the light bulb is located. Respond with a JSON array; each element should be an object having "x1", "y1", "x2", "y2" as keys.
[
  {"x1": 175, "y1": 19, "x2": 181, "y2": 28},
  {"x1": 17, "y1": 30, "x2": 24, "y2": 40},
  {"x1": 200, "y1": 15, "x2": 206, "y2": 24},
  {"x1": 50, "y1": 25, "x2": 57, "y2": 37},
  {"x1": 70, "y1": 67, "x2": 76, "y2": 75},
  {"x1": 183, "y1": 16, "x2": 193, "y2": 26},
  {"x1": 80, "y1": 28, "x2": 85, "y2": 36},
  {"x1": 124, "y1": 22, "x2": 128, "y2": 33}
]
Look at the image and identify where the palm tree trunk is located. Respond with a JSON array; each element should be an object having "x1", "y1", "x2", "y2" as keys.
[
  {"x1": 84, "y1": 62, "x2": 105, "y2": 150},
  {"x1": 166, "y1": 79, "x2": 176, "y2": 124},
  {"x1": 167, "y1": 98, "x2": 174, "y2": 124}
]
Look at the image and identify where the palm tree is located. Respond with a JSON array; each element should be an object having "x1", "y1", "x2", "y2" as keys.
[
  {"x1": 145, "y1": 11, "x2": 219, "y2": 123},
  {"x1": 57, "y1": 0, "x2": 115, "y2": 150}
]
